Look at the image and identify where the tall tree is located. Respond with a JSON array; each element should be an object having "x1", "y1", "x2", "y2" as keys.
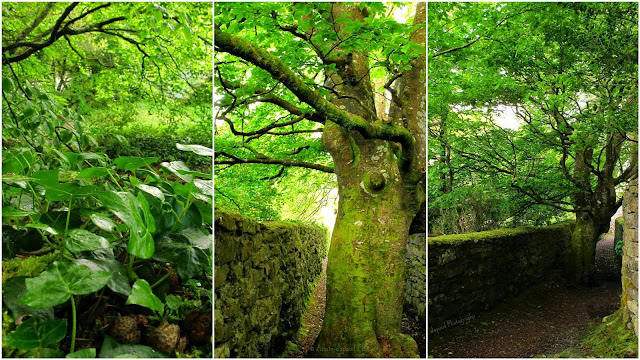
[
  {"x1": 429, "y1": 2, "x2": 638, "y2": 284},
  {"x1": 215, "y1": 2, "x2": 425, "y2": 357}
]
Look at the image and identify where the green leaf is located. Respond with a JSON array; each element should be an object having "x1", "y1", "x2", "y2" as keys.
[
  {"x1": 90, "y1": 213, "x2": 117, "y2": 232},
  {"x1": 114, "y1": 157, "x2": 159, "y2": 172},
  {"x1": 3, "y1": 206, "x2": 35, "y2": 217},
  {"x1": 98, "y1": 191, "x2": 155, "y2": 259},
  {"x1": 2, "y1": 174, "x2": 34, "y2": 186},
  {"x1": 3, "y1": 77, "x2": 15, "y2": 93},
  {"x1": 164, "y1": 295, "x2": 182, "y2": 310},
  {"x1": 161, "y1": 161, "x2": 193, "y2": 182},
  {"x1": 20, "y1": 262, "x2": 111, "y2": 308},
  {"x1": 42, "y1": 183, "x2": 99, "y2": 201},
  {"x1": 76, "y1": 167, "x2": 110, "y2": 179},
  {"x1": 176, "y1": 143, "x2": 213, "y2": 156},
  {"x1": 66, "y1": 229, "x2": 112, "y2": 253},
  {"x1": 25, "y1": 222, "x2": 59, "y2": 235},
  {"x1": 75, "y1": 255, "x2": 131, "y2": 297},
  {"x1": 152, "y1": 231, "x2": 209, "y2": 280},
  {"x1": 126, "y1": 279, "x2": 164, "y2": 313},
  {"x1": 67, "y1": 348, "x2": 96, "y2": 358},
  {"x1": 4, "y1": 318, "x2": 67, "y2": 350},
  {"x1": 180, "y1": 227, "x2": 212, "y2": 249},
  {"x1": 2, "y1": 277, "x2": 54, "y2": 322},
  {"x1": 137, "y1": 184, "x2": 165, "y2": 202},
  {"x1": 98, "y1": 335, "x2": 167, "y2": 358},
  {"x1": 2, "y1": 148, "x2": 35, "y2": 174},
  {"x1": 193, "y1": 179, "x2": 213, "y2": 196},
  {"x1": 31, "y1": 169, "x2": 59, "y2": 186}
]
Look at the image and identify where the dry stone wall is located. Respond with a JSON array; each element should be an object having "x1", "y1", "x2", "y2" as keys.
[
  {"x1": 621, "y1": 178, "x2": 638, "y2": 337},
  {"x1": 428, "y1": 222, "x2": 574, "y2": 329},
  {"x1": 404, "y1": 233, "x2": 426, "y2": 323},
  {"x1": 214, "y1": 211, "x2": 327, "y2": 358}
]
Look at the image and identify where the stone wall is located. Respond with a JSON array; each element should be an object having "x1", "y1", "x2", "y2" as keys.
[
  {"x1": 404, "y1": 233, "x2": 426, "y2": 323},
  {"x1": 214, "y1": 211, "x2": 328, "y2": 358},
  {"x1": 621, "y1": 178, "x2": 638, "y2": 337},
  {"x1": 428, "y1": 222, "x2": 574, "y2": 328}
]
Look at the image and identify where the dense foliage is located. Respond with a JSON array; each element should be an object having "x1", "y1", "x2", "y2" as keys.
[
  {"x1": 428, "y1": 2, "x2": 638, "y2": 235},
  {"x1": 2, "y1": 3, "x2": 212, "y2": 357}
]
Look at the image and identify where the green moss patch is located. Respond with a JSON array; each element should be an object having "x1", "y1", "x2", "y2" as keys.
[
  {"x1": 2, "y1": 252, "x2": 58, "y2": 283},
  {"x1": 580, "y1": 309, "x2": 638, "y2": 358},
  {"x1": 428, "y1": 221, "x2": 574, "y2": 245}
]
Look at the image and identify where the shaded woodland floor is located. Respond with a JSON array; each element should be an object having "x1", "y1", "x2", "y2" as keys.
[
  {"x1": 428, "y1": 278, "x2": 621, "y2": 358},
  {"x1": 284, "y1": 257, "x2": 426, "y2": 358}
]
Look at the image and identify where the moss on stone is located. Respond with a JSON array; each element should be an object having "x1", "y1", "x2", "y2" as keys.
[
  {"x1": 428, "y1": 221, "x2": 574, "y2": 245},
  {"x1": 214, "y1": 212, "x2": 328, "y2": 357},
  {"x1": 580, "y1": 309, "x2": 638, "y2": 358},
  {"x1": 2, "y1": 252, "x2": 58, "y2": 283}
]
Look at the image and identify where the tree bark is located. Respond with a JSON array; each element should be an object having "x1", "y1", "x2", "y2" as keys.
[{"x1": 313, "y1": 3, "x2": 424, "y2": 357}]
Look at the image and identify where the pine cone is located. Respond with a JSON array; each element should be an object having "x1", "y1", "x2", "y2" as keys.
[
  {"x1": 147, "y1": 322, "x2": 184, "y2": 355},
  {"x1": 108, "y1": 316, "x2": 141, "y2": 344},
  {"x1": 183, "y1": 310, "x2": 212, "y2": 345}
]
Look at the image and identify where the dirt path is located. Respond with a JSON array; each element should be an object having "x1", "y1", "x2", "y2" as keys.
[
  {"x1": 595, "y1": 235, "x2": 620, "y2": 280},
  {"x1": 286, "y1": 257, "x2": 328, "y2": 358},
  {"x1": 428, "y1": 279, "x2": 621, "y2": 358}
]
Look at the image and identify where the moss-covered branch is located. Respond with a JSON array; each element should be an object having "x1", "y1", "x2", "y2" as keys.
[
  {"x1": 214, "y1": 29, "x2": 415, "y2": 170},
  {"x1": 215, "y1": 151, "x2": 334, "y2": 173}
]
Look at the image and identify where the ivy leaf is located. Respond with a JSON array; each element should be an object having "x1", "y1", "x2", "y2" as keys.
[
  {"x1": 66, "y1": 348, "x2": 96, "y2": 358},
  {"x1": 42, "y1": 183, "x2": 99, "y2": 201},
  {"x1": 4, "y1": 318, "x2": 67, "y2": 350},
  {"x1": 75, "y1": 253, "x2": 131, "y2": 297},
  {"x1": 99, "y1": 335, "x2": 167, "y2": 358},
  {"x1": 98, "y1": 191, "x2": 155, "y2": 259},
  {"x1": 152, "y1": 231, "x2": 209, "y2": 280},
  {"x1": 114, "y1": 157, "x2": 159, "y2": 172},
  {"x1": 161, "y1": 161, "x2": 193, "y2": 182},
  {"x1": 89, "y1": 213, "x2": 117, "y2": 232},
  {"x1": 176, "y1": 143, "x2": 214, "y2": 157},
  {"x1": 126, "y1": 279, "x2": 164, "y2": 314},
  {"x1": 19, "y1": 262, "x2": 111, "y2": 309},
  {"x1": 137, "y1": 184, "x2": 166, "y2": 202},
  {"x1": 65, "y1": 229, "x2": 112, "y2": 253},
  {"x1": 76, "y1": 167, "x2": 110, "y2": 179}
]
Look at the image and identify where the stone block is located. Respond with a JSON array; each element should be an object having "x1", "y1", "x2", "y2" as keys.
[{"x1": 215, "y1": 265, "x2": 229, "y2": 289}]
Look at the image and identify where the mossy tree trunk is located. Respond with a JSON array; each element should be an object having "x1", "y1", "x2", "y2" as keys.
[
  {"x1": 314, "y1": 3, "x2": 425, "y2": 357},
  {"x1": 567, "y1": 143, "x2": 631, "y2": 286}
]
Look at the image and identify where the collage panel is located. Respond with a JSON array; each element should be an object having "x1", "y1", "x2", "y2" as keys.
[
  {"x1": 1, "y1": 2, "x2": 213, "y2": 358},
  {"x1": 214, "y1": 1, "x2": 426, "y2": 358},
  {"x1": 428, "y1": 2, "x2": 638, "y2": 358}
]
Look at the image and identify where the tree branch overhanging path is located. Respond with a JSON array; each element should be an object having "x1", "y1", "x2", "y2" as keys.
[{"x1": 428, "y1": 2, "x2": 638, "y2": 285}]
